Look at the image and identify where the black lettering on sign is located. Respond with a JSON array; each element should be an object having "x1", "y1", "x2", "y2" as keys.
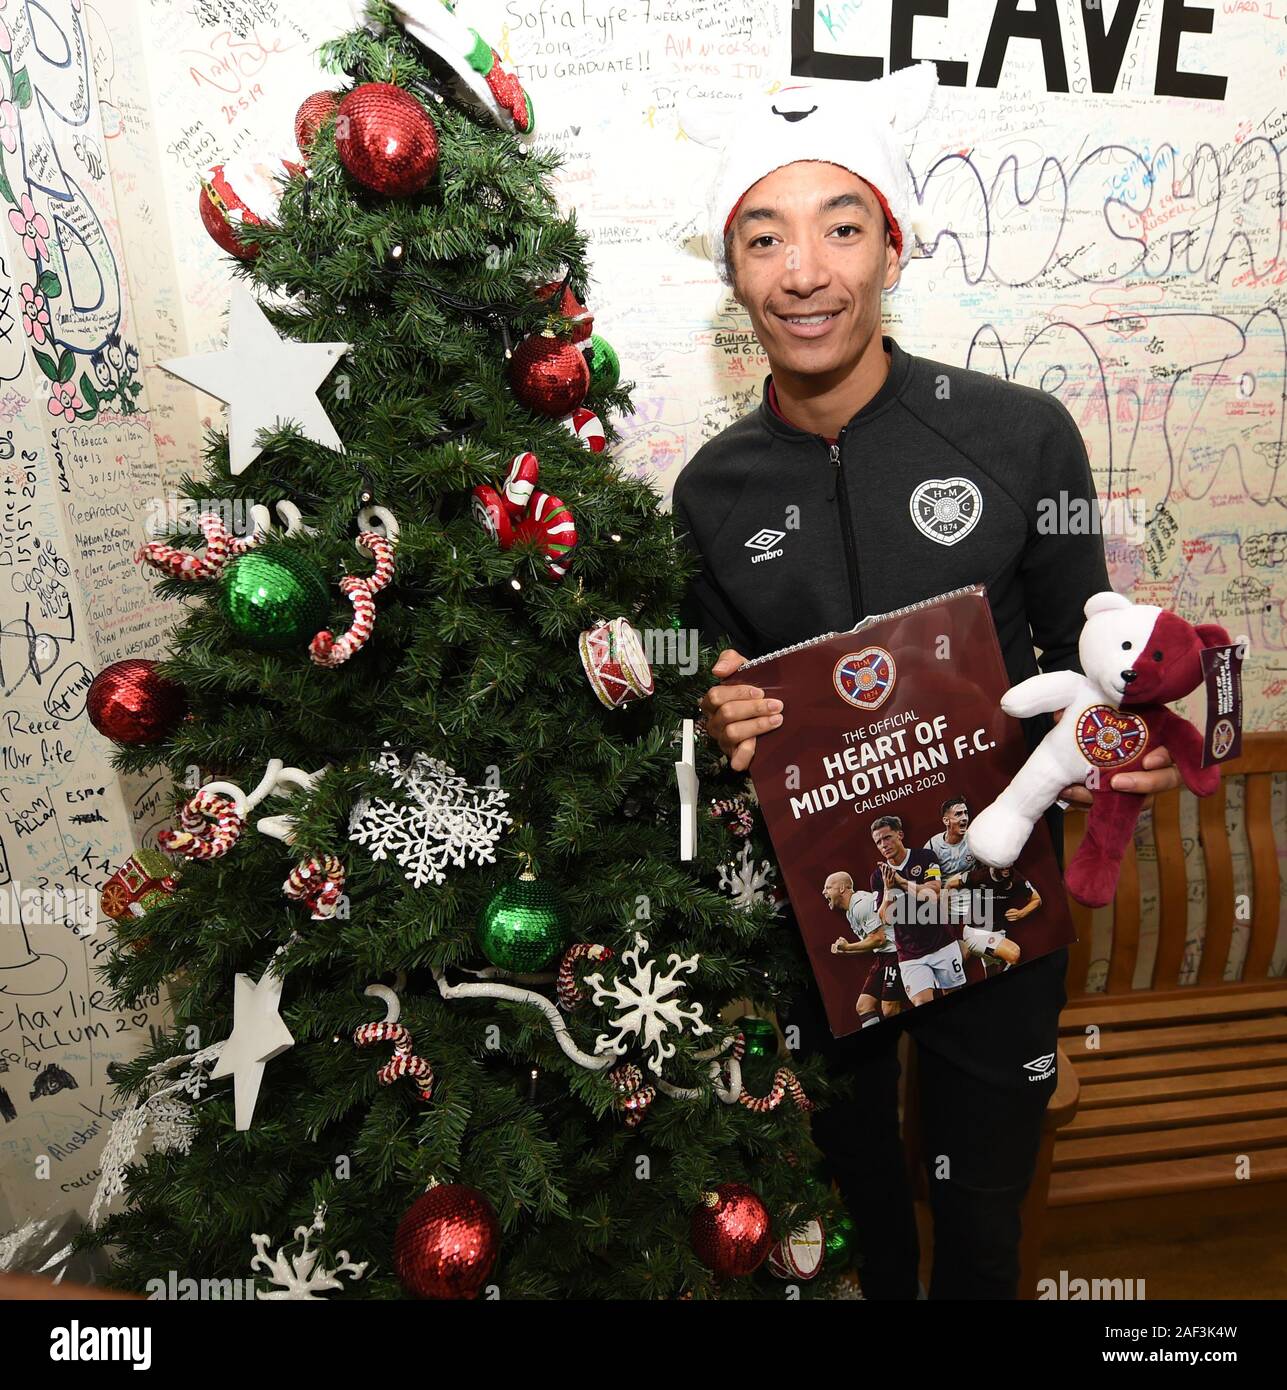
[{"x1": 791, "y1": 0, "x2": 1227, "y2": 98}]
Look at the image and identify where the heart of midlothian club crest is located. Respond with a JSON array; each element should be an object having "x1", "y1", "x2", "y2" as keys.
[
  {"x1": 833, "y1": 646, "x2": 897, "y2": 709},
  {"x1": 1074, "y1": 705, "x2": 1150, "y2": 767},
  {"x1": 909, "y1": 477, "x2": 982, "y2": 546}
]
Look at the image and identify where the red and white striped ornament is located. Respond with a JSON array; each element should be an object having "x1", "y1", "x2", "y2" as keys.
[
  {"x1": 556, "y1": 942, "x2": 614, "y2": 1010},
  {"x1": 513, "y1": 490, "x2": 577, "y2": 580},
  {"x1": 309, "y1": 530, "x2": 397, "y2": 668},
  {"x1": 721, "y1": 1031, "x2": 816, "y2": 1113},
  {"x1": 472, "y1": 484, "x2": 514, "y2": 548},
  {"x1": 559, "y1": 406, "x2": 605, "y2": 453},
  {"x1": 502, "y1": 451, "x2": 541, "y2": 515},
  {"x1": 158, "y1": 789, "x2": 245, "y2": 861},
  {"x1": 353, "y1": 1020, "x2": 434, "y2": 1102},
  {"x1": 282, "y1": 854, "x2": 346, "y2": 920},
  {"x1": 135, "y1": 510, "x2": 262, "y2": 582},
  {"x1": 607, "y1": 1063, "x2": 656, "y2": 1128}
]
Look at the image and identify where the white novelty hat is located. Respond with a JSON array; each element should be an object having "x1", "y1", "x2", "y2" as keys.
[{"x1": 682, "y1": 64, "x2": 940, "y2": 286}]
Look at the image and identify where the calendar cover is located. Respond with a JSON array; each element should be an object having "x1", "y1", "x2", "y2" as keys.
[{"x1": 735, "y1": 585, "x2": 1076, "y2": 1039}]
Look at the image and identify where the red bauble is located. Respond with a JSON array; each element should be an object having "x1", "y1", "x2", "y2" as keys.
[
  {"x1": 336, "y1": 83, "x2": 439, "y2": 196},
  {"x1": 509, "y1": 333, "x2": 590, "y2": 417},
  {"x1": 393, "y1": 1185, "x2": 500, "y2": 1299},
  {"x1": 295, "y1": 90, "x2": 340, "y2": 157},
  {"x1": 87, "y1": 660, "x2": 188, "y2": 746},
  {"x1": 198, "y1": 155, "x2": 302, "y2": 260},
  {"x1": 690, "y1": 1183, "x2": 773, "y2": 1278},
  {"x1": 535, "y1": 280, "x2": 593, "y2": 343}
]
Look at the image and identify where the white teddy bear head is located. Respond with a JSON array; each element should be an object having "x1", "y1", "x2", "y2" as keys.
[{"x1": 1077, "y1": 591, "x2": 1165, "y2": 703}]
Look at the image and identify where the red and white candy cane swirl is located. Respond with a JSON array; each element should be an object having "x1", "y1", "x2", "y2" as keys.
[
  {"x1": 353, "y1": 1020, "x2": 434, "y2": 1102},
  {"x1": 722, "y1": 1031, "x2": 815, "y2": 1113},
  {"x1": 556, "y1": 943, "x2": 613, "y2": 1010},
  {"x1": 738, "y1": 1068, "x2": 816, "y2": 1114},
  {"x1": 157, "y1": 789, "x2": 244, "y2": 860},
  {"x1": 608, "y1": 1063, "x2": 655, "y2": 1128},
  {"x1": 283, "y1": 854, "x2": 346, "y2": 920},
  {"x1": 309, "y1": 531, "x2": 397, "y2": 668},
  {"x1": 135, "y1": 511, "x2": 260, "y2": 582}
]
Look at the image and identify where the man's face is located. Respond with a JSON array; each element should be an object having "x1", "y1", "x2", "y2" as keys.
[
  {"x1": 727, "y1": 161, "x2": 900, "y2": 379},
  {"x1": 822, "y1": 874, "x2": 850, "y2": 909},
  {"x1": 871, "y1": 825, "x2": 904, "y2": 862},
  {"x1": 943, "y1": 802, "x2": 969, "y2": 836}
]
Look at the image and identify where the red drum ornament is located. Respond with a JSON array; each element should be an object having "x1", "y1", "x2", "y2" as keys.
[
  {"x1": 766, "y1": 1219, "x2": 825, "y2": 1281},
  {"x1": 578, "y1": 618, "x2": 654, "y2": 708},
  {"x1": 335, "y1": 83, "x2": 439, "y2": 197}
]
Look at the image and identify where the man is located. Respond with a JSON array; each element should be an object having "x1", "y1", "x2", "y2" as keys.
[
  {"x1": 824, "y1": 871, "x2": 906, "y2": 1026},
  {"x1": 675, "y1": 64, "x2": 1185, "y2": 1299},
  {"x1": 929, "y1": 798, "x2": 1021, "y2": 971},
  {"x1": 964, "y1": 865, "x2": 1043, "y2": 937},
  {"x1": 866, "y1": 815, "x2": 963, "y2": 1006}
]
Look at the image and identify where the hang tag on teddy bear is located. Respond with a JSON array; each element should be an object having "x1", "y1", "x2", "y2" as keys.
[{"x1": 1200, "y1": 638, "x2": 1246, "y2": 766}]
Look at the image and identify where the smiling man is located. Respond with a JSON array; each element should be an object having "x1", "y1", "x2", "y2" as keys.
[{"x1": 672, "y1": 64, "x2": 1186, "y2": 1300}]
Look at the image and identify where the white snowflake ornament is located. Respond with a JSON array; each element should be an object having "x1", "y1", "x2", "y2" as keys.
[
  {"x1": 349, "y1": 746, "x2": 513, "y2": 888},
  {"x1": 718, "y1": 841, "x2": 779, "y2": 912},
  {"x1": 89, "y1": 1044, "x2": 222, "y2": 1229},
  {"x1": 584, "y1": 932, "x2": 712, "y2": 1075},
  {"x1": 250, "y1": 1205, "x2": 367, "y2": 1300}
]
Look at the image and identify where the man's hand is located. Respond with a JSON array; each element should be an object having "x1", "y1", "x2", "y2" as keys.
[
  {"x1": 1051, "y1": 707, "x2": 1181, "y2": 810},
  {"x1": 699, "y1": 649, "x2": 783, "y2": 772}
]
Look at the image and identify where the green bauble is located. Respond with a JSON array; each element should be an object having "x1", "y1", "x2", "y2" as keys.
[
  {"x1": 737, "y1": 1015, "x2": 778, "y2": 1058},
  {"x1": 477, "y1": 871, "x2": 568, "y2": 972},
  {"x1": 584, "y1": 334, "x2": 619, "y2": 393},
  {"x1": 824, "y1": 1213, "x2": 856, "y2": 1268},
  {"x1": 218, "y1": 545, "x2": 331, "y2": 651}
]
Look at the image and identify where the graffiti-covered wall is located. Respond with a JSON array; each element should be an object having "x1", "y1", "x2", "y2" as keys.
[{"x1": 3, "y1": 0, "x2": 1285, "y2": 1230}]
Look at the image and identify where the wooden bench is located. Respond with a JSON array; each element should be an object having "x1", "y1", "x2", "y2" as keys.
[{"x1": 1051, "y1": 731, "x2": 1287, "y2": 1210}]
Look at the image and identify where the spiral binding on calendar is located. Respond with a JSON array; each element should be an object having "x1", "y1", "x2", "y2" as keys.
[{"x1": 735, "y1": 584, "x2": 985, "y2": 671}]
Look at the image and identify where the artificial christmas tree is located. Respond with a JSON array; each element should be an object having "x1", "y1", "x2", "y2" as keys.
[{"x1": 85, "y1": 0, "x2": 843, "y2": 1300}]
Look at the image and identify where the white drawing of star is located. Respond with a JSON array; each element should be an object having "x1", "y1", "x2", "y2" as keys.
[{"x1": 161, "y1": 283, "x2": 351, "y2": 475}]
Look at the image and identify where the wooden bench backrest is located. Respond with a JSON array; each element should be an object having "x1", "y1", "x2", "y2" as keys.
[{"x1": 1063, "y1": 731, "x2": 1287, "y2": 999}]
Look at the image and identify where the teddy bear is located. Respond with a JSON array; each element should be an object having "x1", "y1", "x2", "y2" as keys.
[{"x1": 967, "y1": 591, "x2": 1231, "y2": 907}]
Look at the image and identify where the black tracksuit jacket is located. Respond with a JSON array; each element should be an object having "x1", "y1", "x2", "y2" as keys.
[{"x1": 671, "y1": 334, "x2": 1110, "y2": 1094}]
